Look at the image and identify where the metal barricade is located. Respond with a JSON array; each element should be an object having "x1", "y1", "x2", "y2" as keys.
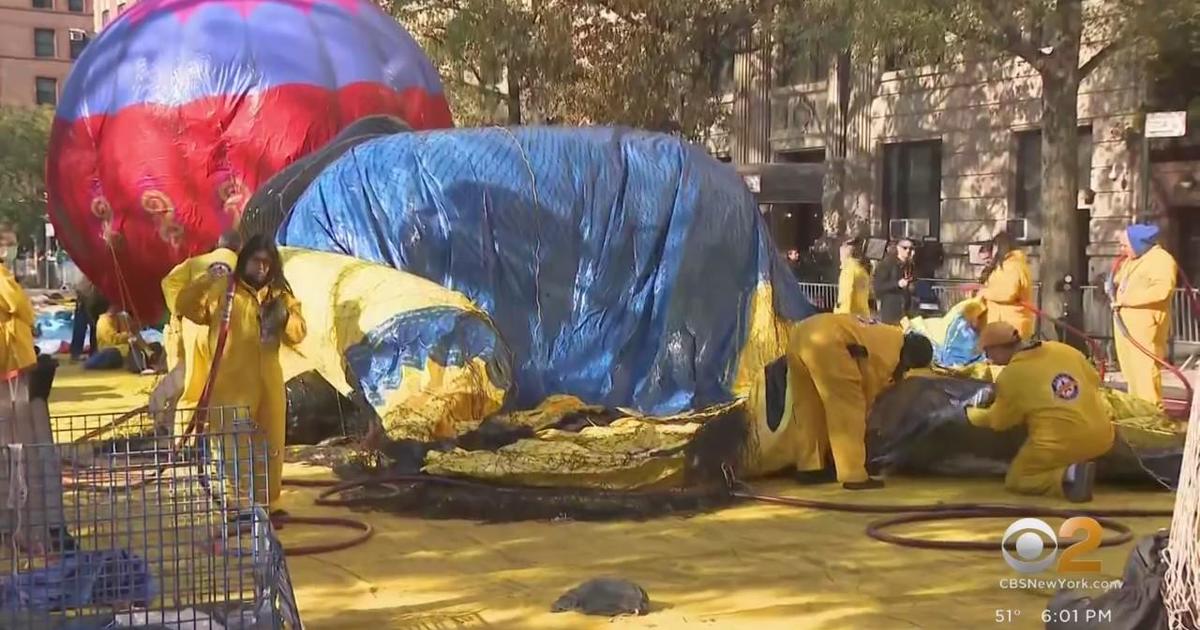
[
  {"x1": 797, "y1": 282, "x2": 837, "y2": 312},
  {"x1": 0, "y1": 403, "x2": 301, "y2": 629},
  {"x1": 792, "y1": 277, "x2": 1199, "y2": 360}
]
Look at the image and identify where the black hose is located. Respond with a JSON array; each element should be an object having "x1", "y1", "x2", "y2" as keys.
[{"x1": 731, "y1": 488, "x2": 1172, "y2": 551}]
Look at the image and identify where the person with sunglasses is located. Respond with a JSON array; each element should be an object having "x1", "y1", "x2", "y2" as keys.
[{"x1": 873, "y1": 239, "x2": 916, "y2": 325}]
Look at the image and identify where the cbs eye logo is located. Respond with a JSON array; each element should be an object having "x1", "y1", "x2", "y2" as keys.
[{"x1": 1001, "y1": 517, "x2": 1103, "y2": 574}]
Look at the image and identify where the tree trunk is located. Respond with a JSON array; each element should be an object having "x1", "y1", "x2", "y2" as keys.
[
  {"x1": 1036, "y1": 2, "x2": 1085, "y2": 334},
  {"x1": 506, "y1": 71, "x2": 523, "y2": 125}
]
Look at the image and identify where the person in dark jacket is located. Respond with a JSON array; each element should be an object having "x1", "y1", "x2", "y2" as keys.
[
  {"x1": 873, "y1": 239, "x2": 916, "y2": 324},
  {"x1": 69, "y1": 278, "x2": 109, "y2": 362}
]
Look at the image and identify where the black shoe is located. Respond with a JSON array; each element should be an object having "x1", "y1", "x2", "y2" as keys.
[
  {"x1": 1063, "y1": 462, "x2": 1096, "y2": 503},
  {"x1": 843, "y1": 478, "x2": 885, "y2": 491},
  {"x1": 794, "y1": 468, "x2": 837, "y2": 485}
]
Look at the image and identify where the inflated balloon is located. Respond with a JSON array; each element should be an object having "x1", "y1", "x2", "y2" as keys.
[{"x1": 46, "y1": 0, "x2": 452, "y2": 322}]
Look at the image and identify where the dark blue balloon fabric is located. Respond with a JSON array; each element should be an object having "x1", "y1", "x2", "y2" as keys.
[{"x1": 277, "y1": 126, "x2": 814, "y2": 413}]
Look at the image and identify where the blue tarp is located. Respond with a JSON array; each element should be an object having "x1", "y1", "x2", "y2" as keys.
[
  {"x1": 935, "y1": 315, "x2": 984, "y2": 367},
  {"x1": 277, "y1": 126, "x2": 814, "y2": 413}
]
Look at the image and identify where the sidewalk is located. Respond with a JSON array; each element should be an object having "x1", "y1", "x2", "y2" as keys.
[{"x1": 1104, "y1": 367, "x2": 1195, "y2": 417}]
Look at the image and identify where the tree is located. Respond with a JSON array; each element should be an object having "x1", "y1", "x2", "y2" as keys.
[
  {"x1": 387, "y1": 0, "x2": 764, "y2": 138},
  {"x1": 0, "y1": 106, "x2": 53, "y2": 247},
  {"x1": 774, "y1": 0, "x2": 1190, "y2": 328},
  {"x1": 386, "y1": 0, "x2": 578, "y2": 126}
]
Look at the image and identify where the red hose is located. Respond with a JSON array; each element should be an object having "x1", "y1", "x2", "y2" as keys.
[{"x1": 1018, "y1": 298, "x2": 1109, "y2": 382}]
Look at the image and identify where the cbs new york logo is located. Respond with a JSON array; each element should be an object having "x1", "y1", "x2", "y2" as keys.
[{"x1": 1001, "y1": 517, "x2": 1103, "y2": 574}]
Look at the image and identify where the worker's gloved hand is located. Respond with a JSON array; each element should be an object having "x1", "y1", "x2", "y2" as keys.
[
  {"x1": 259, "y1": 297, "x2": 289, "y2": 343},
  {"x1": 962, "y1": 386, "x2": 996, "y2": 409},
  {"x1": 207, "y1": 262, "x2": 232, "y2": 280}
]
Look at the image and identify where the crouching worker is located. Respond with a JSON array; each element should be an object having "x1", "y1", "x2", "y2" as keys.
[
  {"x1": 968, "y1": 322, "x2": 1114, "y2": 502},
  {"x1": 176, "y1": 235, "x2": 306, "y2": 520},
  {"x1": 789, "y1": 313, "x2": 934, "y2": 490},
  {"x1": 84, "y1": 307, "x2": 164, "y2": 374}
]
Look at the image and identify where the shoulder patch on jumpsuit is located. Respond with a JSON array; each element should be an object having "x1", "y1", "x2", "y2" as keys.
[{"x1": 1051, "y1": 373, "x2": 1080, "y2": 401}]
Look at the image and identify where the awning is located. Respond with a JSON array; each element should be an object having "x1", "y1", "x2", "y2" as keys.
[{"x1": 735, "y1": 163, "x2": 825, "y2": 204}]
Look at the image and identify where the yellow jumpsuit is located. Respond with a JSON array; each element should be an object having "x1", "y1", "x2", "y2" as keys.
[
  {"x1": 788, "y1": 313, "x2": 904, "y2": 483},
  {"x1": 176, "y1": 275, "x2": 306, "y2": 507},
  {"x1": 0, "y1": 267, "x2": 36, "y2": 381},
  {"x1": 1112, "y1": 245, "x2": 1177, "y2": 406},
  {"x1": 161, "y1": 249, "x2": 239, "y2": 411},
  {"x1": 981, "y1": 250, "x2": 1035, "y2": 340},
  {"x1": 967, "y1": 341, "x2": 1114, "y2": 498},
  {"x1": 836, "y1": 259, "x2": 872, "y2": 317},
  {"x1": 94, "y1": 313, "x2": 131, "y2": 358}
]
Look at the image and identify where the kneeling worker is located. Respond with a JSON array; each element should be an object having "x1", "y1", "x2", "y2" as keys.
[
  {"x1": 968, "y1": 322, "x2": 1114, "y2": 502},
  {"x1": 790, "y1": 313, "x2": 934, "y2": 490}
]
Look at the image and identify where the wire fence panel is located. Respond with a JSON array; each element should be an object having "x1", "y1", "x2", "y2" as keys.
[{"x1": 0, "y1": 402, "x2": 300, "y2": 629}]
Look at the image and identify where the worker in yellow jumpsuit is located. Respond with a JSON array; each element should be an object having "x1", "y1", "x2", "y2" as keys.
[
  {"x1": 176, "y1": 234, "x2": 306, "y2": 517},
  {"x1": 967, "y1": 322, "x2": 1114, "y2": 502},
  {"x1": 158, "y1": 231, "x2": 241, "y2": 433},
  {"x1": 979, "y1": 231, "x2": 1035, "y2": 340},
  {"x1": 0, "y1": 263, "x2": 36, "y2": 400},
  {"x1": 84, "y1": 306, "x2": 134, "y2": 370},
  {"x1": 789, "y1": 313, "x2": 934, "y2": 490},
  {"x1": 836, "y1": 237, "x2": 872, "y2": 316},
  {"x1": 1111, "y1": 223, "x2": 1178, "y2": 407},
  {"x1": 162, "y1": 230, "x2": 242, "y2": 374}
]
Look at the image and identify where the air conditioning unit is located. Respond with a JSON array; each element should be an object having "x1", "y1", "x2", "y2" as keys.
[
  {"x1": 1005, "y1": 217, "x2": 1039, "y2": 241},
  {"x1": 68, "y1": 29, "x2": 86, "y2": 41},
  {"x1": 888, "y1": 218, "x2": 930, "y2": 240}
]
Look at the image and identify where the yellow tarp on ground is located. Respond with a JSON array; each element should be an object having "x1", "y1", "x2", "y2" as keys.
[
  {"x1": 278, "y1": 465, "x2": 1173, "y2": 630},
  {"x1": 48, "y1": 361, "x2": 1177, "y2": 630}
]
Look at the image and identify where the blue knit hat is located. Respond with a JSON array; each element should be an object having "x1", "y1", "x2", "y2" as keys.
[{"x1": 1126, "y1": 223, "x2": 1160, "y2": 258}]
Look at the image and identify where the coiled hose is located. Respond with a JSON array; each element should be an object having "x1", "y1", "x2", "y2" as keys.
[{"x1": 298, "y1": 473, "x2": 1173, "y2": 551}]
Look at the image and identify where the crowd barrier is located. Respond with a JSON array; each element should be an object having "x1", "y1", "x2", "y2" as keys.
[{"x1": 795, "y1": 280, "x2": 1200, "y2": 355}]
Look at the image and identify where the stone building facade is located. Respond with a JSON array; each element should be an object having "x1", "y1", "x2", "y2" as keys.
[
  {"x1": 711, "y1": 35, "x2": 1198, "y2": 286},
  {"x1": 0, "y1": 0, "x2": 93, "y2": 107}
]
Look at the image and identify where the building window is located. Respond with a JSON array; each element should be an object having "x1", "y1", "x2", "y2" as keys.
[
  {"x1": 101, "y1": 9, "x2": 110, "y2": 25},
  {"x1": 883, "y1": 141, "x2": 943, "y2": 239},
  {"x1": 117, "y1": 2, "x2": 126, "y2": 12},
  {"x1": 35, "y1": 77, "x2": 58, "y2": 106},
  {"x1": 884, "y1": 45, "x2": 943, "y2": 72},
  {"x1": 32, "y1": 0, "x2": 52, "y2": 9},
  {"x1": 775, "y1": 42, "x2": 828, "y2": 86},
  {"x1": 34, "y1": 29, "x2": 56, "y2": 58},
  {"x1": 69, "y1": 30, "x2": 88, "y2": 59},
  {"x1": 68, "y1": 0, "x2": 84, "y2": 11},
  {"x1": 1014, "y1": 127, "x2": 1095, "y2": 220}
]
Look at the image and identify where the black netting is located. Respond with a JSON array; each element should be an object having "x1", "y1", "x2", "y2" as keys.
[
  {"x1": 238, "y1": 115, "x2": 412, "y2": 240},
  {"x1": 866, "y1": 376, "x2": 1182, "y2": 487},
  {"x1": 284, "y1": 370, "x2": 372, "y2": 446},
  {"x1": 328, "y1": 405, "x2": 750, "y2": 522}
]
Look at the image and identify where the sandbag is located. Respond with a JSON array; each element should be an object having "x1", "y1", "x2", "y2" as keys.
[
  {"x1": 1045, "y1": 531, "x2": 1170, "y2": 630},
  {"x1": 285, "y1": 370, "x2": 370, "y2": 445}
]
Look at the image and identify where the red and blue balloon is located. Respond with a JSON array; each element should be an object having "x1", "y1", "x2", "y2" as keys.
[{"x1": 46, "y1": 0, "x2": 452, "y2": 321}]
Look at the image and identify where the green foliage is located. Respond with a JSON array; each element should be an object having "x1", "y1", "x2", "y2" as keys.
[
  {"x1": 0, "y1": 106, "x2": 52, "y2": 246},
  {"x1": 387, "y1": 0, "x2": 762, "y2": 138}
]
